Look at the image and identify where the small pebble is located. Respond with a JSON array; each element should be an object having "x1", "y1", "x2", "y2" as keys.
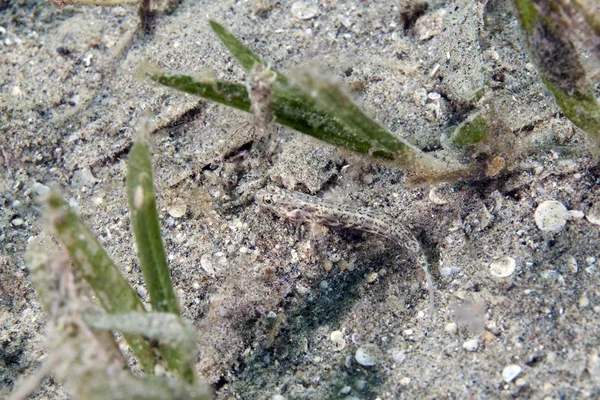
[
  {"x1": 322, "y1": 260, "x2": 333, "y2": 272},
  {"x1": 428, "y1": 187, "x2": 448, "y2": 205},
  {"x1": 579, "y1": 295, "x2": 590, "y2": 308},
  {"x1": 502, "y1": 364, "x2": 522, "y2": 383},
  {"x1": 365, "y1": 272, "x2": 378, "y2": 283},
  {"x1": 444, "y1": 322, "x2": 457, "y2": 334},
  {"x1": 32, "y1": 182, "x2": 50, "y2": 196},
  {"x1": 355, "y1": 344, "x2": 379, "y2": 366},
  {"x1": 239, "y1": 246, "x2": 249, "y2": 254},
  {"x1": 586, "y1": 202, "x2": 600, "y2": 225},
  {"x1": 403, "y1": 329, "x2": 413, "y2": 336},
  {"x1": 566, "y1": 255, "x2": 578, "y2": 274},
  {"x1": 319, "y1": 280, "x2": 328, "y2": 290},
  {"x1": 534, "y1": 200, "x2": 568, "y2": 231},
  {"x1": 489, "y1": 256, "x2": 516, "y2": 278},
  {"x1": 290, "y1": 1, "x2": 318, "y2": 19},
  {"x1": 200, "y1": 254, "x2": 217, "y2": 277},
  {"x1": 167, "y1": 198, "x2": 187, "y2": 218},
  {"x1": 463, "y1": 338, "x2": 478, "y2": 352},
  {"x1": 399, "y1": 377, "x2": 411, "y2": 386},
  {"x1": 481, "y1": 331, "x2": 495, "y2": 342},
  {"x1": 585, "y1": 265, "x2": 597, "y2": 274},
  {"x1": 192, "y1": 281, "x2": 200, "y2": 290},
  {"x1": 515, "y1": 378, "x2": 527, "y2": 387},
  {"x1": 586, "y1": 256, "x2": 596, "y2": 265},
  {"x1": 391, "y1": 349, "x2": 406, "y2": 364},
  {"x1": 339, "y1": 386, "x2": 352, "y2": 395},
  {"x1": 330, "y1": 330, "x2": 346, "y2": 351},
  {"x1": 11, "y1": 218, "x2": 24, "y2": 226},
  {"x1": 567, "y1": 210, "x2": 584, "y2": 219}
]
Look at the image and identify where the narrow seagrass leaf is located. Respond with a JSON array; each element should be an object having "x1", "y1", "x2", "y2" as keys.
[{"x1": 46, "y1": 193, "x2": 155, "y2": 373}]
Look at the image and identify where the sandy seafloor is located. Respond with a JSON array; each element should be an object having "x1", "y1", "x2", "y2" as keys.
[{"x1": 1, "y1": 0, "x2": 600, "y2": 398}]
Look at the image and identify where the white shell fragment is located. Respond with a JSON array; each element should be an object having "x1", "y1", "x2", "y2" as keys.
[
  {"x1": 330, "y1": 331, "x2": 346, "y2": 351},
  {"x1": 291, "y1": 2, "x2": 318, "y2": 20},
  {"x1": 200, "y1": 254, "x2": 217, "y2": 277},
  {"x1": 586, "y1": 202, "x2": 600, "y2": 225},
  {"x1": 534, "y1": 200, "x2": 568, "y2": 232},
  {"x1": 462, "y1": 338, "x2": 478, "y2": 352},
  {"x1": 489, "y1": 256, "x2": 516, "y2": 278},
  {"x1": 355, "y1": 344, "x2": 379, "y2": 366},
  {"x1": 167, "y1": 198, "x2": 187, "y2": 218},
  {"x1": 428, "y1": 187, "x2": 448, "y2": 205},
  {"x1": 502, "y1": 364, "x2": 522, "y2": 383}
]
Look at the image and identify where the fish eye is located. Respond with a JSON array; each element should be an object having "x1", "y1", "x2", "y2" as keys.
[{"x1": 263, "y1": 196, "x2": 274, "y2": 205}]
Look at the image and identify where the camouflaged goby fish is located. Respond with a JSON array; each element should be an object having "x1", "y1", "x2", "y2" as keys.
[{"x1": 255, "y1": 185, "x2": 434, "y2": 313}]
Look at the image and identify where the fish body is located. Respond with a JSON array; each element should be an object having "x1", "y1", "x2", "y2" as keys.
[{"x1": 254, "y1": 186, "x2": 427, "y2": 270}]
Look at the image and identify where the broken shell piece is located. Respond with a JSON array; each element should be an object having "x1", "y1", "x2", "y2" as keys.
[
  {"x1": 534, "y1": 200, "x2": 568, "y2": 232},
  {"x1": 291, "y1": 1, "x2": 318, "y2": 19},
  {"x1": 486, "y1": 156, "x2": 506, "y2": 177},
  {"x1": 586, "y1": 202, "x2": 600, "y2": 225},
  {"x1": 167, "y1": 198, "x2": 187, "y2": 218},
  {"x1": 330, "y1": 330, "x2": 346, "y2": 351},
  {"x1": 365, "y1": 272, "x2": 378, "y2": 283},
  {"x1": 489, "y1": 256, "x2": 516, "y2": 278},
  {"x1": 355, "y1": 344, "x2": 379, "y2": 366},
  {"x1": 502, "y1": 364, "x2": 522, "y2": 383},
  {"x1": 428, "y1": 187, "x2": 448, "y2": 205}
]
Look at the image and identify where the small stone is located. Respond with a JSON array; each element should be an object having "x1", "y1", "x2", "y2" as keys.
[
  {"x1": 322, "y1": 260, "x2": 333, "y2": 272},
  {"x1": 541, "y1": 269, "x2": 564, "y2": 283},
  {"x1": 445, "y1": 322, "x2": 457, "y2": 334},
  {"x1": 428, "y1": 187, "x2": 448, "y2": 205},
  {"x1": 585, "y1": 265, "x2": 597, "y2": 274},
  {"x1": 355, "y1": 344, "x2": 380, "y2": 366},
  {"x1": 586, "y1": 202, "x2": 600, "y2": 225},
  {"x1": 154, "y1": 364, "x2": 166, "y2": 376},
  {"x1": 239, "y1": 246, "x2": 249, "y2": 254},
  {"x1": 200, "y1": 254, "x2": 217, "y2": 277},
  {"x1": 489, "y1": 256, "x2": 516, "y2": 278},
  {"x1": 403, "y1": 329, "x2": 413, "y2": 336},
  {"x1": 339, "y1": 386, "x2": 352, "y2": 395},
  {"x1": 11, "y1": 218, "x2": 24, "y2": 226},
  {"x1": 167, "y1": 198, "x2": 187, "y2": 218},
  {"x1": 566, "y1": 255, "x2": 578, "y2": 274},
  {"x1": 192, "y1": 281, "x2": 200, "y2": 290},
  {"x1": 502, "y1": 364, "x2": 522, "y2": 383},
  {"x1": 71, "y1": 167, "x2": 99, "y2": 188},
  {"x1": 295, "y1": 283, "x2": 310, "y2": 295},
  {"x1": 365, "y1": 272, "x2": 378, "y2": 283},
  {"x1": 567, "y1": 210, "x2": 584, "y2": 219},
  {"x1": 586, "y1": 256, "x2": 596, "y2": 265},
  {"x1": 481, "y1": 331, "x2": 495, "y2": 342},
  {"x1": 399, "y1": 377, "x2": 411, "y2": 386},
  {"x1": 330, "y1": 330, "x2": 346, "y2": 351},
  {"x1": 463, "y1": 338, "x2": 478, "y2": 352},
  {"x1": 291, "y1": 1, "x2": 318, "y2": 19},
  {"x1": 32, "y1": 182, "x2": 50, "y2": 197},
  {"x1": 515, "y1": 378, "x2": 527, "y2": 387},
  {"x1": 391, "y1": 349, "x2": 406, "y2": 364},
  {"x1": 579, "y1": 295, "x2": 590, "y2": 308},
  {"x1": 319, "y1": 280, "x2": 328, "y2": 290},
  {"x1": 534, "y1": 200, "x2": 568, "y2": 232}
]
